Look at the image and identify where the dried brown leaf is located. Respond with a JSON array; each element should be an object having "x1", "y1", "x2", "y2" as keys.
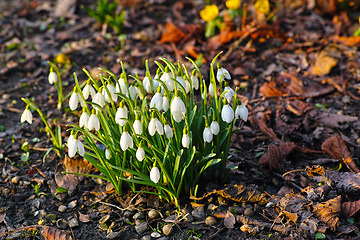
[
  {"x1": 42, "y1": 225, "x2": 73, "y2": 240},
  {"x1": 159, "y1": 22, "x2": 186, "y2": 43},
  {"x1": 282, "y1": 210, "x2": 298, "y2": 224},
  {"x1": 207, "y1": 31, "x2": 243, "y2": 50},
  {"x1": 224, "y1": 211, "x2": 236, "y2": 229},
  {"x1": 309, "y1": 48, "x2": 339, "y2": 76},
  {"x1": 78, "y1": 211, "x2": 91, "y2": 223},
  {"x1": 329, "y1": 35, "x2": 360, "y2": 47},
  {"x1": 316, "y1": 113, "x2": 358, "y2": 128},
  {"x1": 312, "y1": 195, "x2": 341, "y2": 230},
  {"x1": 259, "y1": 142, "x2": 296, "y2": 170},
  {"x1": 326, "y1": 171, "x2": 360, "y2": 194},
  {"x1": 342, "y1": 199, "x2": 360, "y2": 218}
]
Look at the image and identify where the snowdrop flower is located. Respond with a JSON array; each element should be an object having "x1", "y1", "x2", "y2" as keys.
[
  {"x1": 161, "y1": 69, "x2": 174, "y2": 92},
  {"x1": 103, "y1": 83, "x2": 117, "y2": 102},
  {"x1": 88, "y1": 110, "x2": 100, "y2": 131},
  {"x1": 120, "y1": 128, "x2": 133, "y2": 151},
  {"x1": 115, "y1": 101, "x2": 128, "y2": 126},
  {"x1": 164, "y1": 124, "x2": 173, "y2": 139},
  {"x1": 68, "y1": 136, "x2": 85, "y2": 158},
  {"x1": 93, "y1": 87, "x2": 105, "y2": 109},
  {"x1": 224, "y1": 84, "x2": 235, "y2": 103},
  {"x1": 115, "y1": 73, "x2": 129, "y2": 96},
  {"x1": 209, "y1": 83, "x2": 215, "y2": 97},
  {"x1": 162, "y1": 93, "x2": 169, "y2": 112},
  {"x1": 133, "y1": 115, "x2": 142, "y2": 135},
  {"x1": 82, "y1": 81, "x2": 96, "y2": 100},
  {"x1": 69, "y1": 87, "x2": 79, "y2": 111},
  {"x1": 184, "y1": 79, "x2": 191, "y2": 94},
  {"x1": 129, "y1": 85, "x2": 138, "y2": 100},
  {"x1": 48, "y1": 71, "x2": 58, "y2": 84},
  {"x1": 235, "y1": 103, "x2": 248, "y2": 122},
  {"x1": 143, "y1": 73, "x2": 159, "y2": 93},
  {"x1": 170, "y1": 95, "x2": 186, "y2": 123},
  {"x1": 182, "y1": 128, "x2": 191, "y2": 148},
  {"x1": 79, "y1": 109, "x2": 90, "y2": 128},
  {"x1": 21, "y1": 106, "x2": 33, "y2": 124},
  {"x1": 216, "y1": 63, "x2": 231, "y2": 82},
  {"x1": 221, "y1": 100, "x2": 234, "y2": 123},
  {"x1": 105, "y1": 148, "x2": 111, "y2": 159},
  {"x1": 136, "y1": 144, "x2": 145, "y2": 162},
  {"x1": 210, "y1": 121, "x2": 220, "y2": 135},
  {"x1": 148, "y1": 114, "x2": 164, "y2": 136},
  {"x1": 191, "y1": 71, "x2": 199, "y2": 90},
  {"x1": 203, "y1": 126, "x2": 213, "y2": 143},
  {"x1": 67, "y1": 131, "x2": 75, "y2": 147},
  {"x1": 150, "y1": 166, "x2": 160, "y2": 184},
  {"x1": 175, "y1": 74, "x2": 186, "y2": 92},
  {"x1": 150, "y1": 89, "x2": 163, "y2": 111}
]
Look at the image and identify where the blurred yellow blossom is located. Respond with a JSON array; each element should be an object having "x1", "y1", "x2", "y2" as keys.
[
  {"x1": 226, "y1": 0, "x2": 241, "y2": 10},
  {"x1": 200, "y1": 4, "x2": 219, "y2": 22},
  {"x1": 55, "y1": 53, "x2": 71, "y2": 65},
  {"x1": 255, "y1": 0, "x2": 270, "y2": 15}
]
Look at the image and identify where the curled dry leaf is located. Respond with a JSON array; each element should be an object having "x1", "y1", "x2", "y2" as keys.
[
  {"x1": 309, "y1": 46, "x2": 339, "y2": 76},
  {"x1": 78, "y1": 211, "x2": 91, "y2": 223},
  {"x1": 321, "y1": 135, "x2": 359, "y2": 172},
  {"x1": 42, "y1": 225, "x2": 73, "y2": 240},
  {"x1": 312, "y1": 195, "x2": 341, "y2": 230},
  {"x1": 159, "y1": 21, "x2": 186, "y2": 43},
  {"x1": 342, "y1": 199, "x2": 360, "y2": 218},
  {"x1": 259, "y1": 141, "x2": 296, "y2": 170},
  {"x1": 329, "y1": 35, "x2": 360, "y2": 47}
]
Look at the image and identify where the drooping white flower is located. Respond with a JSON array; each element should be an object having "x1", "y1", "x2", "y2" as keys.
[
  {"x1": 68, "y1": 138, "x2": 85, "y2": 158},
  {"x1": 235, "y1": 104, "x2": 249, "y2": 122},
  {"x1": 170, "y1": 96, "x2": 186, "y2": 123},
  {"x1": 69, "y1": 88, "x2": 79, "y2": 111},
  {"x1": 182, "y1": 133, "x2": 191, "y2": 148},
  {"x1": 48, "y1": 71, "x2": 58, "y2": 84},
  {"x1": 203, "y1": 127, "x2": 213, "y2": 143},
  {"x1": 136, "y1": 147, "x2": 145, "y2": 162},
  {"x1": 21, "y1": 107, "x2": 33, "y2": 124},
  {"x1": 184, "y1": 79, "x2": 191, "y2": 94},
  {"x1": 209, "y1": 83, "x2": 215, "y2": 97},
  {"x1": 175, "y1": 75, "x2": 186, "y2": 91},
  {"x1": 150, "y1": 91, "x2": 163, "y2": 111},
  {"x1": 148, "y1": 117, "x2": 164, "y2": 136},
  {"x1": 162, "y1": 95, "x2": 169, "y2": 112},
  {"x1": 116, "y1": 75, "x2": 129, "y2": 96},
  {"x1": 216, "y1": 65, "x2": 231, "y2": 82},
  {"x1": 150, "y1": 166, "x2": 160, "y2": 184},
  {"x1": 224, "y1": 86, "x2": 235, "y2": 103},
  {"x1": 161, "y1": 71, "x2": 174, "y2": 92},
  {"x1": 88, "y1": 112, "x2": 100, "y2": 131},
  {"x1": 164, "y1": 124, "x2": 173, "y2": 139},
  {"x1": 67, "y1": 133, "x2": 75, "y2": 147},
  {"x1": 103, "y1": 84, "x2": 117, "y2": 102},
  {"x1": 210, "y1": 121, "x2": 220, "y2": 135},
  {"x1": 129, "y1": 85, "x2": 138, "y2": 100},
  {"x1": 191, "y1": 74, "x2": 199, "y2": 90},
  {"x1": 115, "y1": 102, "x2": 128, "y2": 126},
  {"x1": 133, "y1": 119, "x2": 142, "y2": 135},
  {"x1": 77, "y1": 92, "x2": 85, "y2": 108},
  {"x1": 105, "y1": 148, "x2": 111, "y2": 159},
  {"x1": 79, "y1": 111, "x2": 90, "y2": 128},
  {"x1": 93, "y1": 90, "x2": 105, "y2": 109},
  {"x1": 83, "y1": 82, "x2": 96, "y2": 100},
  {"x1": 221, "y1": 103, "x2": 234, "y2": 123},
  {"x1": 143, "y1": 74, "x2": 159, "y2": 93},
  {"x1": 120, "y1": 131, "x2": 133, "y2": 151}
]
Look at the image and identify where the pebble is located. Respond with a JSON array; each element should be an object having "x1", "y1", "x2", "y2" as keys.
[
  {"x1": 133, "y1": 212, "x2": 144, "y2": 220},
  {"x1": 228, "y1": 206, "x2": 243, "y2": 215},
  {"x1": 135, "y1": 222, "x2": 148, "y2": 235},
  {"x1": 148, "y1": 209, "x2": 160, "y2": 219},
  {"x1": 158, "y1": 237, "x2": 168, "y2": 240},
  {"x1": 150, "y1": 232, "x2": 161, "y2": 238},
  {"x1": 67, "y1": 200, "x2": 77, "y2": 209},
  {"x1": 11, "y1": 176, "x2": 20, "y2": 184},
  {"x1": 207, "y1": 204, "x2": 217, "y2": 212},
  {"x1": 106, "y1": 232, "x2": 120, "y2": 239},
  {"x1": 244, "y1": 207, "x2": 254, "y2": 217},
  {"x1": 192, "y1": 206, "x2": 205, "y2": 220},
  {"x1": 140, "y1": 235, "x2": 151, "y2": 240},
  {"x1": 123, "y1": 210, "x2": 134, "y2": 218},
  {"x1": 68, "y1": 218, "x2": 79, "y2": 228},
  {"x1": 162, "y1": 224, "x2": 173, "y2": 236},
  {"x1": 205, "y1": 216, "x2": 217, "y2": 226},
  {"x1": 58, "y1": 205, "x2": 67, "y2": 213},
  {"x1": 56, "y1": 219, "x2": 68, "y2": 229}
]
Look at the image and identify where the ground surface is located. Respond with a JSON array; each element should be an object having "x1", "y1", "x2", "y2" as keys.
[{"x1": 1, "y1": 0, "x2": 360, "y2": 239}]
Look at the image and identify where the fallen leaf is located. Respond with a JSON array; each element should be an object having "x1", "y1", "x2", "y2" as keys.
[
  {"x1": 282, "y1": 210, "x2": 298, "y2": 224},
  {"x1": 309, "y1": 47, "x2": 339, "y2": 76},
  {"x1": 259, "y1": 141, "x2": 296, "y2": 170},
  {"x1": 329, "y1": 35, "x2": 360, "y2": 47},
  {"x1": 78, "y1": 211, "x2": 91, "y2": 223},
  {"x1": 207, "y1": 31, "x2": 243, "y2": 50},
  {"x1": 224, "y1": 211, "x2": 236, "y2": 229},
  {"x1": 159, "y1": 21, "x2": 186, "y2": 43},
  {"x1": 315, "y1": 112, "x2": 358, "y2": 129},
  {"x1": 342, "y1": 199, "x2": 360, "y2": 218},
  {"x1": 312, "y1": 195, "x2": 341, "y2": 230},
  {"x1": 42, "y1": 225, "x2": 73, "y2": 240},
  {"x1": 326, "y1": 171, "x2": 360, "y2": 194},
  {"x1": 321, "y1": 135, "x2": 359, "y2": 172}
]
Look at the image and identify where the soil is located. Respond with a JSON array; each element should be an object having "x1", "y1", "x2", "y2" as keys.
[{"x1": 1, "y1": 0, "x2": 360, "y2": 239}]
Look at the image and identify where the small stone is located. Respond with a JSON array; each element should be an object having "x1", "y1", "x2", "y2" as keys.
[
  {"x1": 106, "y1": 231, "x2": 120, "y2": 239},
  {"x1": 68, "y1": 218, "x2": 79, "y2": 228},
  {"x1": 123, "y1": 210, "x2": 134, "y2": 218},
  {"x1": 68, "y1": 200, "x2": 77, "y2": 209},
  {"x1": 150, "y1": 231, "x2": 161, "y2": 238},
  {"x1": 148, "y1": 209, "x2": 160, "y2": 219},
  {"x1": 11, "y1": 176, "x2": 20, "y2": 184},
  {"x1": 58, "y1": 205, "x2": 67, "y2": 213},
  {"x1": 157, "y1": 237, "x2": 168, "y2": 240},
  {"x1": 135, "y1": 222, "x2": 148, "y2": 235},
  {"x1": 140, "y1": 235, "x2": 151, "y2": 240},
  {"x1": 162, "y1": 224, "x2": 173, "y2": 236},
  {"x1": 228, "y1": 206, "x2": 243, "y2": 215},
  {"x1": 207, "y1": 203, "x2": 217, "y2": 212},
  {"x1": 56, "y1": 219, "x2": 68, "y2": 229},
  {"x1": 133, "y1": 211, "x2": 144, "y2": 220},
  {"x1": 205, "y1": 216, "x2": 217, "y2": 226},
  {"x1": 192, "y1": 206, "x2": 205, "y2": 220},
  {"x1": 99, "y1": 214, "x2": 110, "y2": 224},
  {"x1": 244, "y1": 207, "x2": 254, "y2": 217}
]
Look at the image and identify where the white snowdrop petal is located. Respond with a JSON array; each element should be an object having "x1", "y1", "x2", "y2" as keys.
[
  {"x1": 133, "y1": 120, "x2": 143, "y2": 135},
  {"x1": 79, "y1": 112, "x2": 89, "y2": 128},
  {"x1": 182, "y1": 134, "x2": 190, "y2": 148},
  {"x1": 136, "y1": 147, "x2": 145, "y2": 162},
  {"x1": 150, "y1": 167, "x2": 160, "y2": 184},
  {"x1": 48, "y1": 72, "x2": 58, "y2": 84},
  {"x1": 120, "y1": 132, "x2": 133, "y2": 151},
  {"x1": 69, "y1": 92, "x2": 78, "y2": 110},
  {"x1": 68, "y1": 140, "x2": 78, "y2": 158},
  {"x1": 21, "y1": 109, "x2": 33, "y2": 124},
  {"x1": 148, "y1": 118, "x2": 156, "y2": 136},
  {"x1": 203, "y1": 127, "x2": 213, "y2": 143},
  {"x1": 105, "y1": 149, "x2": 111, "y2": 159},
  {"x1": 170, "y1": 96, "x2": 186, "y2": 123},
  {"x1": 235, "y1": 104, "x2": 249, "y2": 122},
  {"x1": 209, "y1": 83, "x2": 215, "y2": 97},
  {"x1": 164, "y1": 125, "x2": 173, "y2": 139},
  {"x1": 77, "y1": 140, "x2": 85, "y2": 156},
  {"x1": 210, "y1": 121, "x2": 220, "y2": 135},
  {"x1": 221, "y1": 104, "x2": 234, "y2": 123},
  {"x1": 155, "y1": 119, "x2": 164, "y2": 135}
]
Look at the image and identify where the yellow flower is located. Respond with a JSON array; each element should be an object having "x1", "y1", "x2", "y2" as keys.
[
  {"x1": 55, "y1": 53, "x2": 70, "y2": 65},
  {"x1": 226, "y1": 0, "x2": 241, "y2": 10},
  {"x1": 200, "y1": 4, "x2": 219, "y2": 22},
  {"x1": 255, "y1": 0, "x2": 270, "y2": 15}
]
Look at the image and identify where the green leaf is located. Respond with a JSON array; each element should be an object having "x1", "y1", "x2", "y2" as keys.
[{"x1": 56, "y1": 187, "x2": 68, "y2": 194}]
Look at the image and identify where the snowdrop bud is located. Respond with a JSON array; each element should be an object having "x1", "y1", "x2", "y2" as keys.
[
  {"x1": 235, "y1": 104, "x2": 249, "y2": 122},
  {"x1": 162, "y1": 95, "x2": 169, "y2": 112},
  {"x1": 209, "y1": 83, "x2": 215, "y2": 97},
  {"x1": 221, "y1": 102, "x2": 234, "y2": 123},
  {"x1": 143, "y1": 75, "x2": 151, "y2": 93},
  {"x1": 21, "y1": 107, "x2": 33, "y2": 124},
  {"x1": 136, "y1": 147, "x2": 145, "y2": 162},
  {"x1": 170, "y1": 96, "x2": 186, "y2": 123},
  {"x1": 191, "y1": 71, "x2": 199, "y2": 90},
  {"x1": 120, "y1": 129, "x2": 133, "y2": 151},
  {"x1": 68, "y1": 137, "x2": 85, "y2": 158},
  {"x1": 48, "y1": 71, "x2": 58, "y2": 84},
  {"x1": 105, "y1": 148, "x2": 111, "y2": 159},
  {"x1": 79, "y1": 110, "x2": 90, "y2": 128},
  {"x1": 93, "y1": 88, "x2": 105, "y2": 109},
  {"x1": 88, "y1": 110, "x2": 100, "y2": 131},
  {"x1": 115, "y1": 101, "x2": 128, "y2": 126},
  {"x1": 216, "y1": 63, "x2": 231, "y2": 82},
  {"x1": 203, "y1": 127, "x2": 213, "y2": 143},
  {"x1": 133, "y1": 121, "x2": 143, "y2": 136},
  {"x1": 67, "y1": 132, "x2": 75, "y2": 147},
  {"x1": 164, "y1": 124, "x2": 173, "y2": 139},
  {"x1": 175, "y1": 75, "x2": 186, "y2": 91},
  {"x1": 150, "y1": 166, "x2": 160, "y2": 184},
  {"x1": 148, "y1": 114, "x2": 163, "y2": 136},
  {"x1": 82, "y1": 81, "x2": 96, "y2": 100},
  {"x1": 69, "y1": 87, "x2": 79, "y2": 111},
  {"x1": 103, "y1": 83, "x2": 117, "y2": 102},
  {"x1": 224, "y1": 84, "x2": 235, "y2": 103},
  {"x1": 210, "y1": 121, "x2": 220, "y2": 135},
  {"x1": 116, "y1": 73, "x2": 129, "y2": 96},
  {"x1": 182, "y1": 133, "x2": 191, "y2": 148},
  {"x1": 161, "y1": 69, "x2": 174, "y2": 92},
  {"x1": 150, "y1": 89, "x2": 163, "y2": 111},
  {"x1": 185, "y1": 79, "x2": 191, "y2": 94},
  {"x1": 129, "y1": 85, "x2": 138, "y2": 100}
]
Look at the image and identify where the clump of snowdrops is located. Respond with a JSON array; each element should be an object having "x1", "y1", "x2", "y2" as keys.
[{"x1": 21, "y1": 53, "x2": 248, "y2": 207}]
